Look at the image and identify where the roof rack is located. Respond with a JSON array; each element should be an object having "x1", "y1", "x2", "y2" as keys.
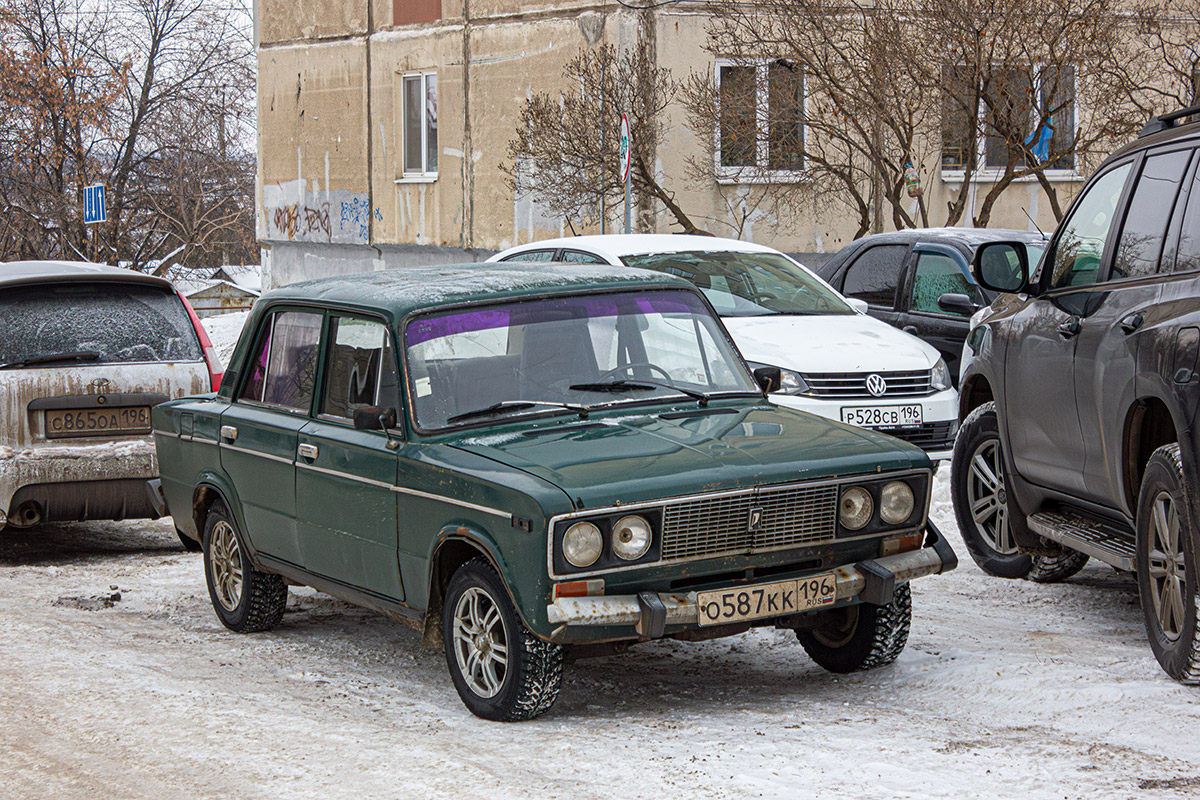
[{"x1": 1140, "y1": 104, "x2": 1200, "y2": 137}]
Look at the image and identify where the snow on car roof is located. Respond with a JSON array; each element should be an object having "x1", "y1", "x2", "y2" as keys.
[
  {"x1": 489, "y1": 234, "x2": 783, "y2": 262},
  {"x1": 0, "y1": 260, "x2": 172, "y2": 288},
  {"x1": 262, "y1": 261, "x2": 692, "y2": 318}
]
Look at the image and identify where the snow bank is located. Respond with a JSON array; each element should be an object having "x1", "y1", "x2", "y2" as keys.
[{"x1": 202, "y1": 310, "x2": 250, "y2": 369}]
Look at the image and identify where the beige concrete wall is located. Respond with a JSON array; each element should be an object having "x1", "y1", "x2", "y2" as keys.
[{"x1": 259, "y1": 0, "x2": 369, "y2": 44}]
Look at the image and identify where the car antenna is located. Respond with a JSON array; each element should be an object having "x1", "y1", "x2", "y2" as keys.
[{"x1": 1021, "y1": 207, "x2": 1047, "y2": 240}]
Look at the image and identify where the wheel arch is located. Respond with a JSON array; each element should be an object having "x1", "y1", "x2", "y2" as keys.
[
  {"x1": 959, "y1": 374, "x2": 995, "y2": 421},
  {"x1": 1123, "y1": 395, "x2": 1187, "y2": 514},
  {"x1": 190, "y1": 473, "x2": 246, "y2": 544},
  {"x1": 422, "y1": 529, "x2": 510, "y2": 648}
]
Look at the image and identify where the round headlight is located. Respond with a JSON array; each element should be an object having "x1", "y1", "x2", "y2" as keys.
[
  {"x1": 611, "y1": 515, "x2": 652, "y2": 561},
  {"x1": 563, "y1": 521, "x2": 603, "y2": 568},
  {"x1": 880, "y1": 481, "x2": 915, "y2": 525},
  {"x1": 839, "y1": 486, "x2": 873, "y2": 531}
]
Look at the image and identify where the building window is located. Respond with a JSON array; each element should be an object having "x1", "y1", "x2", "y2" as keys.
[
  {"x1": 402, "y1": 72, "x2": 437, "y2": 177},
  {"x1": 394, "y1": 0, "x2": 440, "y2": 27},
  {"x1": 942, "y1": 64, "x2": 1076, "y2": 175},
  {"x1": 717, "y1": 59, "x2": 805, "y2": 179}
]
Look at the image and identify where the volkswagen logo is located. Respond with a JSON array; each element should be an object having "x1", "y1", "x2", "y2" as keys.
[{"x1": 865, "y1": 374, "x2": 888, "y2": 397}]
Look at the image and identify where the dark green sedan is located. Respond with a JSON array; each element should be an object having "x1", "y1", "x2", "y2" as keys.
[{"x1": 150, "y1": 263, "x2": 957, "y2": 721}]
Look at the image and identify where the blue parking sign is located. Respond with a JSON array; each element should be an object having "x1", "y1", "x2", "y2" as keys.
[{"x1": 83, "y1": 184, "x2": 106, "y2": 224}]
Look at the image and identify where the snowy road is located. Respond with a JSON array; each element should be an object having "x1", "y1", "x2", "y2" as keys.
[{"x1": 1, "y1": 471, "x2": 1198, "y2": 799}]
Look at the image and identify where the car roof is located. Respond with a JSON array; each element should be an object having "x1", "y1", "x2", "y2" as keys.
[
  {"x1": 1108, "y1": 116, "x2": 1200, "y2": 163},
  {"x1": 836, "y1": 227, "x2": 1047, "y2": 249},
  {"x1": 261, "y1": 262, "x2": 694, "y2": 319},
  {"x1": 492, "y1": 234, "x2": 784, "y2": 262},
  {"x1": 0, "y1": 260, "x2": 173, "y2": 289}
]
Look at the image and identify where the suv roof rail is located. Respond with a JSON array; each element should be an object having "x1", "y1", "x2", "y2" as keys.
[{"x1": 1140, "y1": 104, "x2": 1200, "y2": 137}]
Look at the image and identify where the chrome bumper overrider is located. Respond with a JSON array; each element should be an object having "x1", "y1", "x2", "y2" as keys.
[{"x1": 546, "y1": 522, "x2": 957, "y2": 637}]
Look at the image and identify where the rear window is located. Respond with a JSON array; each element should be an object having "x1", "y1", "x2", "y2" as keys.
[{"x1": 0, "y1": 281, "x2": 202, "y2": 366}]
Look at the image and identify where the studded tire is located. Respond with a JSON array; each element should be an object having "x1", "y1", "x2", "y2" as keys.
[
  {"x1": 442, "y1": 558, "x2": 564, "y2": 721},
  {"x1": 202, "y1": 502, "x2": 287, "y2": 633},
  {"x1": 796, "y1": 583, "x2": 912, "y2": 673},
  {"x1": 1135, "y1": 444, "x2": 1200, "y2": 684},
  {"x1": 1025, "y1": 550, "x2": 1090, "y2": 583}
]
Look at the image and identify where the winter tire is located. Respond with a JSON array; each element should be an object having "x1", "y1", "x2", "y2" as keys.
[
  {"x1": 796, "y1": 582, "x2": 911, "y2": 673},
  {"x1": 442, "y1": 558, "x2": 564, "y2": 721},
  {"x1": 952, "y1": 402, "x2": 1089, "y2": 581},
  {"x1": 203, "y1": 502, "x2": 287, "y2": 633},
  {"x1": 1135, "y1": 444, "x2": 1200, "y2": 684}
]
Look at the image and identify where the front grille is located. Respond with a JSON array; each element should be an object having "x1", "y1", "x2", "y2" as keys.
[
  {"x1": 660, "y1": 484, "x2": 838, "y2": 561},
  {"x1": 802, "y1": 370, "x2": 933, "y2": 398},
  {"x1": 875, "y1": 421, "x2": 956, "y2": 449}
]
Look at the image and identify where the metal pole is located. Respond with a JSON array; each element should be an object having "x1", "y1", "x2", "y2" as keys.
[{"x1": 624, "y1": 168, "x2": 632, "y2": 234}]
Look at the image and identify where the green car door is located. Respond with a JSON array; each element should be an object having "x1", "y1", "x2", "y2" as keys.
[
  {"x1": 296, "y1": 315, "x2": 404, "y2": 600},
  {"x1": 219, "y1": 308, "x2": 322, "y2": 565}
]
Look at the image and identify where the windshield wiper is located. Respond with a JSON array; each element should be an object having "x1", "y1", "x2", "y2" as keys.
[
  {"x1": 446, "y1": 400, "x2": 590, "y2": 424},
  {"x1": 0, "y1": 351, "x2": 102, "y2": 370},
  {"x1": 571, "y1": 378, "x2": 714, "y2": 406}
]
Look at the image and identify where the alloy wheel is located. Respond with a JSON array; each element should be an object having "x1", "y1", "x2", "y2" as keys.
[
  {"x1": 209, "y1": 520, "x2": 244, "y2": 612},
  {"x1": 452, "y1": 586, "x2": 510, "y2": 698},
  {"x1": 967, "y1": 438, "x2": 1016, "y2": 555},
  {"x1": 1147, "y1": 490, "x2": 1188, "y2": 641}
]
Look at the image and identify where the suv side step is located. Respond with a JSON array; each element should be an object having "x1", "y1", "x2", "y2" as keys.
[{"x1": 1026, "y1": 511, "x2": 1136, "y2": 571}]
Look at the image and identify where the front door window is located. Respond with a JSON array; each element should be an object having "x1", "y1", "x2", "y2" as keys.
[
  {"x1": 1046, "y1": 163, "x2": 1132, "y2": 289},
  {"x1": 910, "y1": 252, "x2": 979, "y2": 317}
]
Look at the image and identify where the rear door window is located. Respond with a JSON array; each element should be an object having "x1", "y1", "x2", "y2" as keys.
[
  {"x1": 320, "y1": 316, "x2": 400, "y2": 420},
  {"x1": 560, "y1": 250, "x2": 611, "y2": 265},
  {"x1": 841, "y1": 245, "x2": 908, "y2": 308},
  {"x1": 1111, "y1": 149, "x2": 1193, "y2": 280},
  {"x1": 500, "y1": 250, "x2": 556, "y2": 262},
  {"x1": 239, "y1": 310, "x2": 323, "y2": 412},
  {"x1": 1170, "y1": 156, "x2": 1200, "y2": 273},
  {"x1": 0, "y1": 281, "x2": 202, "y2": 366}
]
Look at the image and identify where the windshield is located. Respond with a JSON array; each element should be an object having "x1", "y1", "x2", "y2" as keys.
[
  {"x1": 405, "y1": 289, "x2": 759, "y2": 430},
  {"x1": 1, "y1": 281, "x2": 202, "y2": 366},
  {"x1": 620, "y1": 251, "x2": 852, "y2": 317}
]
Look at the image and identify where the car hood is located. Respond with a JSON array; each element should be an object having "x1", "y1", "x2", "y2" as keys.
[
  {"x1": 447, "y1": 403, "x2": 927, "y2": 510},
  {"x1": 722, "y1": 314, "x2": 941, "y2": 373}
]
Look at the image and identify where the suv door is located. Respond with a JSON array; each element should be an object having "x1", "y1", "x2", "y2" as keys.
[
  {"x1": 219, "y1": 309, "x2": 323, "y2": 564},
  {"x1": 838, "y1": 244, "x2": 910, "y2": 328},
  {"x1": 1073, "y1": 147, "x2": 1194, "y2": 509},
  {"x1": 296, "y1": 314, "x2": 404, "y2": 598},
  {"x1": 1003, "y1": 162, "x2": 1135, "y2": 495},
  {"x1": 898, "y1": 243, "x2": 981, "y2": 379}
]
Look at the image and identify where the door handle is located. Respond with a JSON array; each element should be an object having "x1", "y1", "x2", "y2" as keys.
[
  {"x1": 1057, "y1": 318, "x2": 1081, "y2": 339},
  {"x1": 219, "y1": 425, "x2": 238, "y2": 441},
  {"x1": 297, "y1": 443, "x2": 319, "y2": 460},
  {"x1": 1119, "y1": 313, "x2": 1144, "y2": 334}
]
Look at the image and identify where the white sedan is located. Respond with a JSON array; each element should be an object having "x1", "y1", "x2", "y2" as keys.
[{"x1": 489, "y1": 234, "x2": 959, "y2": 460}]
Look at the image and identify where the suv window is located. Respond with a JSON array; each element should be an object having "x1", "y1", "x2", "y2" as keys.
[
  {"x1": 320, "y1": 317, "x2": 399, "y2": 420},
  {"x1": 842, "y1": 245, "x2": 907, "y2": 308},
  {"x1": 0, "y1": 282, "x2": 202, "y2": 366},
  {"x1": 1171, "y1": 157, "x2": 1200, "y2": 273},
  {"x1": 910, "y1": 252, "x2": 979, "y2": 316},
  {"x1": 239, "y1": 311, "x2": 322, "y2": 412},
  {"x1": 1112, "y1": 150, "x2": 1193, "y2": 280},
  {"x1": 1047, "y1": 163, "x2": 1132, "y2": 289}
]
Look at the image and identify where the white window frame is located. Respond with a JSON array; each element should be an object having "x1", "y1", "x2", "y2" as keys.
[
  {"x1": 399, "y1": 71, "x2": 438, "y2": 182},
  {"x1": 940, "y1": 62, "x2": 1081, "y2": 185},
  {"x1": 713, "y1": 58, "x2": 807, "y2": 185}
]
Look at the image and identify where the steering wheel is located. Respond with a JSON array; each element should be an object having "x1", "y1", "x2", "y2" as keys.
[
  {"x1": 597, "y1": 362, "x2": 673, "y2": 382},
  {"x1": 750, "y1": 291, "x2": 778, "y2": 304}
]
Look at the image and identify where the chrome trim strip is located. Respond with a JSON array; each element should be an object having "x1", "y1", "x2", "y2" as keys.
[
  {"x1": 545, "y1": 468, "x2": 933, "y2": 580},
  {"x1": 155, "y1": 430, "x2": 181, "y2": 439},
  {"x1": 218, "y1": 442, "x2": 295, "y2": 466},
  {"x1": 296, "y1": 461, "x2": 395, "y2": 490},
  {"x1": 391, "y1": 485, "x2": 511, "y2": 519},
  {"x1": 191, "y1": 436, "x2": 219, "y2": 446}
]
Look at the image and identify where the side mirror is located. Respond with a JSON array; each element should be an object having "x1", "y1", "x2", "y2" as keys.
[
  {"x1": 937, "y1": 293, "x2": 980, "y2": 317},
  {"x1": 753, "y1": 367, "x2": 782, "y2": 394},
  {"x1": 972, "y1": 242, "x2": 1030, "y2": 294},
  {"x1": 353, "y1": 405, "x2": 398, "y2": 431},
  {"x1": 845, "y1": 297, "x2": 869, "y2": 314}
]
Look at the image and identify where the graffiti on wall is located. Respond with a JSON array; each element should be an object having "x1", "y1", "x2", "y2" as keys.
[{"x1": 262, "y1": 180, "x2": 381, "y2": 245}]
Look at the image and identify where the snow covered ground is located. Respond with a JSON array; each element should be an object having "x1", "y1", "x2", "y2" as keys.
[{"x1": 1, "y1": 469, "x2": 1197, "y2": 799}]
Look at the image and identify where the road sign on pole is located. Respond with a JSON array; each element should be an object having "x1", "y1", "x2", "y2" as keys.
[
  {"x1": 83, "y1": 184, "x2": 106, "y2": 224},
  {"x1": 619, "y1": 114, "x2": 631, "y2": 235}
]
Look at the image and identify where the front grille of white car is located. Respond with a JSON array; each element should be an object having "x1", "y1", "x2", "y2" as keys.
[
  {"x1": 801, "y1": 370, "x2": 934, "y2": 398},
  {"x1": 660, "y1": 484, "x2": 839, "y2": 560}
]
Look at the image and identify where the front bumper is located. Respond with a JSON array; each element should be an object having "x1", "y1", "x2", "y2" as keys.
[
  {"x1": 769, "y1": 389, "x2": 958, "y2": 461},
  {"x1": 546, "y1": 522, "x2": 957, "y2": 639}
]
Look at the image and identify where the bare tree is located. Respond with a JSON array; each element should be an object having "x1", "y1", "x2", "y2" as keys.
[{"x1": 505, "y1": 43, "x2": 710, "y2": 235}]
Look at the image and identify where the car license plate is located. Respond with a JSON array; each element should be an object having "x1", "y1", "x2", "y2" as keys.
[
  {"x1": 841, "y1": 404, "x2": 923, "y2": 427},
  {"x1": 697, "y1": 573, "x2": 837, "y2": 626},
  {"x1": 45, "y1": 406, "x2": 151, "y2": 439}
]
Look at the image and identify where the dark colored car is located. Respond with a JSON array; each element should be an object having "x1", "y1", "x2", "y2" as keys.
[
  {"x1": 150, "y1": 263, "x2": 957, "y2": 720},
  {"x1": 952, "y1": 105, "x2": 1200, "y2": 683},
  {"x1": 816, "y1": 228, "x2": 1046, "y2": 381}
]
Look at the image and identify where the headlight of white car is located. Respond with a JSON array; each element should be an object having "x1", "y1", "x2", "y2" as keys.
[
  {"x1": 931, "y1": 358, "x2": 952, "y2": 391},
  {"x1": 747, "y1": 362, "x2": 810, "y2": 395}
]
